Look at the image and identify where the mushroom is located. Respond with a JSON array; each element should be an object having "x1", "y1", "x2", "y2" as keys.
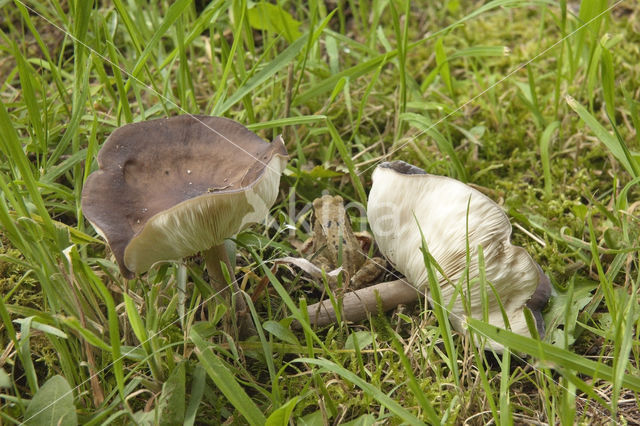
[
  {"x1": 81, "y1": 115, "x2": 288, "y2": 333},
  {"x1": 365, "y1": 161, "x2": 551, "y2": 350}
]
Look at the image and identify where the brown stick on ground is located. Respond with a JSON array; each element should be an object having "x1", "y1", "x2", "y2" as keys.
[{"x1": 305, "y1": 279, "x2": 422, "y2": 327}]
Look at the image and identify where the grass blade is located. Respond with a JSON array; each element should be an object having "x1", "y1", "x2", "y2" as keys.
[
  {"x1": 190, "y1": 328, "x2": 266, "y2": 426},
  {"x1": 401, "y1": 112, "x2": 467, "y2": 181},
  {"x1": 389, "y1": 335, "x2": 441, "y2": 424},
  {"x1": 435, "y1": 37, "x2": 453, "y2": 99},
  {"x1": 540, "y1": 121, "x2": 560, "y2": 197},
  {"x1": 467, "y1": 318, "x2": 640, "y2": 392},
  {"x1": 214, "y1": 32, "x2": 309, "y2": 115},
  {"x1": 295, "y1": 358, "x2": 425, "y2": 426},
  {"x1": 566, "y1": 95, "x2": 638, "y2": 178},
  {"x1": 326, "y1": 118, "x2": 367, "y2": 204},
  {"x1": 0, "y1": 99, "x2": 55, "y2": 237},
  {"x1": 121, "y1": 0, "x2": 192, "y2": 91},
  {"x1": 417, "y1": 223, "x2": 460, "y2": 386}
]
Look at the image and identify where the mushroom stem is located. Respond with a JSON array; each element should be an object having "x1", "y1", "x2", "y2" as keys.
[
  {"x1": 203, "y1": 244, "x2": 249, "y2": 324},
  {"x1": 203, "y1": 244, "x2": 236, "y2": 296},
  {"x1": 304, "y1": 279, "x2": 421, "y2": 327}
]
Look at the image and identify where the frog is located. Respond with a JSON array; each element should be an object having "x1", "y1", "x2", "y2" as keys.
[{"x1": 307, "y1": 195, "x2": 386, "y2": 289}]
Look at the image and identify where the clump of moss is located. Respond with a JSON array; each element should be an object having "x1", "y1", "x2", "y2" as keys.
[
  {"x1": 0, "y1": 236, "x2": 59, "y2": 383},
  {"x1": 0, "y1": 246, "x2": 42, "y2": 311}
]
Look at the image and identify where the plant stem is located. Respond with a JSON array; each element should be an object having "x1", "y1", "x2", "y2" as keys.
[{"x1": 305, "y1": 279, "x2": 421, "y2": 327}]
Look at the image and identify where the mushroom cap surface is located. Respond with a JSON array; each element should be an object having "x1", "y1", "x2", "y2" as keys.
[
  {"x1": 367, "y1": 161, "x2": 550, "y2": 351},
  {"x1": 82, "y1": 115, "x2": 288, "y2": 278}
]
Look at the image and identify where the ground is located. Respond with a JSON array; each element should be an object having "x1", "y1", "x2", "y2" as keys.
[{"x1": 0, "y1": 1, "x2": 639, "y2": 424}]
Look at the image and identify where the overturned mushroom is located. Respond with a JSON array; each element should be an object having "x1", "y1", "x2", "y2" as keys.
[
  {"x1": 82, "y1": 115, "x2": 288, "y2": 334},
  {"x1": 366, "y1": 161, "x2": 551, "y2": 350}
]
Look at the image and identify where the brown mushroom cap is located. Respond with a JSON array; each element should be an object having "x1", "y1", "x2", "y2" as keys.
[{"x1": 82, "y1": 115, "x2": 288, "y2": 278}]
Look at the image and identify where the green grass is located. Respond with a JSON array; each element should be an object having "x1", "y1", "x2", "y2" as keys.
[{"x1": 1, "y1": 0, "x2": 639, "y2": 424}]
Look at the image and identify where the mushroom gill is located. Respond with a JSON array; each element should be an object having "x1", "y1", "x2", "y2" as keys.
[{"x1": 367, "y1": 161, "x2": 551, "y2": 351}]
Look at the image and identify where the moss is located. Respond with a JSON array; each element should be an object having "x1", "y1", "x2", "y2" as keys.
[
  {"x1": 0, "y1": 248, "x2": 43, "y2": 312},
  {"x1": 0, "y1": 235, "x2": 60, "y2": 385}
]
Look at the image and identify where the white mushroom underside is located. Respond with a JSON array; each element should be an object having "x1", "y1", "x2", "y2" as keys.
[
  {"x1": 124, "y1": 155, "x2": 286, "y2": 273},
  {"x1": 367, "y1": 167, "x2": 539, "y2": 350}
]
